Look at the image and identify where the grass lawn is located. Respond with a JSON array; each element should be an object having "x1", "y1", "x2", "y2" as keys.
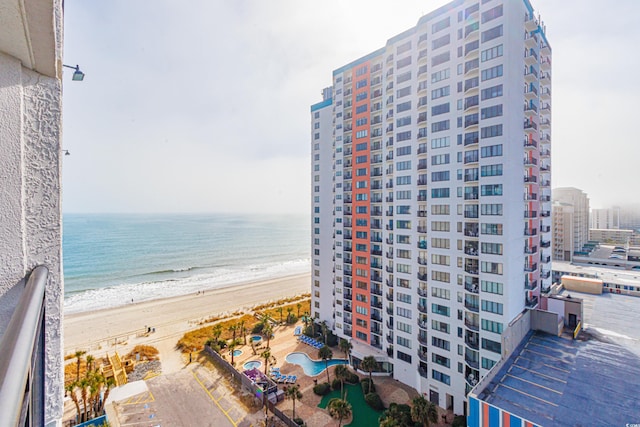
[{"x1": 318, "y1": 383, "x2": 382, "y2": 427}]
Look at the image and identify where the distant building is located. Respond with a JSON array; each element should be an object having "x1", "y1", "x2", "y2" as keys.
[
  {"x1": 552, "y1": 187, "x2": 589, "y2": 259},
  {"x1": 591, "y1": 207, "x2": 620, "y2": 230},
  {"x1": 552, "y1": 201, "x2": 574, "y2": 261},
  {"x1": 588, "y1": 228, "x2": 633, "y2": 245}
]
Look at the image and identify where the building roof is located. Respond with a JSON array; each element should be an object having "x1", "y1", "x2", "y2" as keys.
[
  {"x1": 477, "y1": 331, "x2": 640, "y2": 426},
  {"x1": 553, "y1": 261, "x2": 640, "y2": 286}
]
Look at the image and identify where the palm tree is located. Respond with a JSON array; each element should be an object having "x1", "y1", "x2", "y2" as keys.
[
  {"x1": 302, "y1": 311, "x2": 310, "y2": 328},
  {"x1": 228, "y1": 323, "x2": 238, "y2": 342},
  {"x1": 360, "y1": 356, "x2": 377, "y2": 394},
  {"x1": 338, "y1": 339, "x2": 352, "y2": 364},
  {"x1": 263, "y1": 323, "x2": 274, "y2": 349},
  {"x1": 239, "y1": 319, "x2": 247, "y2": 345},
  {"x1": 296, "y1": 302, "x2": 302, "y2": 318},
  {"x1": 97, "y1": 377, "x2": 116, "y2": 414},
  {"x1": 212, "y1": 323, "x2": 223, "y2": 345},
  {"x1": 74, "y1": 350, "x2": 86, "y2": 382},
  {"x1": 79, "y1": 378, "x2": 90, "y2": 422},
  {"x1": 334, "y1": 365, "x2": 349, "y2": 399},
  {"x1": 86, "y1": 355, "x2": 95, "y2": 373},
  {"x1": 276, "y1": 306, "x2": 284, "y2": 324},
  {"x1": 328, "y1": 397, "x2": 352, "y2": 427},
  {"x1": 261, "y1": 349, "x2": 272, "y2": 374},
  {"x1": 318, "y1": 345, "x2": 333, "y2": 384},
  {"x1": 66, "y1": 382, "x2": 81, "y2": 422},
  {"x1": 229, "y1": 340, "x2": 237, "y2": 365},
  {"x1": 379, "y1": 417, "x2": 401, "y2": 427},
  {"x1": 411, "y1": 395, "x2": 438, "y2": 427},
  {"x1": 320, "y1": 321, "x2": 328, "y2": 344},
  {"x1": 284, "y1": 384, "x2": 303, "y2": 420},
  {"x1": 286, "y1": 306, "x2": 294, "y2": 323}
]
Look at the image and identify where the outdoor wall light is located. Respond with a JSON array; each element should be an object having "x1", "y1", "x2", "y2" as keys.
[{"x1": 63, "y1": 64, "x2": 85, "y2": 81}]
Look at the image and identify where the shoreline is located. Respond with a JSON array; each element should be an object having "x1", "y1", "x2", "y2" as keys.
[{"x1": 63, "y1": 272, "x2": 311, "y2": 359}]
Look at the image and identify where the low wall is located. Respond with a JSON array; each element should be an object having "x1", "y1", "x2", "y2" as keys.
[{"x1": 531, "y1": 309, "x2": 561, "y2": 336}]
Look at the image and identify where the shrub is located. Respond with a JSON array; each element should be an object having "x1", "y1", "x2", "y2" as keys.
[
  {"x1": 252, "y1": 323, "x2": 264, "y2": 334},
  {"x1": 287, "y1": 314, "x2": 298, "y2": 324},
  {"x1": 313, "y1": 382, "x2": 331, "y2": 396},
  {"x1": 361, "y1": 378, "x2": 376, "y2": 394},
  {"x1": 346, "y1": 371, "x2": 360, "y2": 384},
  {"x1": 331, "y1": 378, "x2": 342, "y2": 390},
  {"x1": 453, "y1": 415, "x2": 466, "y2": 427},
  {"x1": 365, "y1": 392, "x2": 384, "y2": 410},
  {"x1": 326, "y1": 330, "x2": 339, "y2": 347}
]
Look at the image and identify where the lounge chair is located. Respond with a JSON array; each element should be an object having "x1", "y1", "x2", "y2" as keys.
[{"x1": 287, "y1": 375, "x2": 297, "y2": 384}]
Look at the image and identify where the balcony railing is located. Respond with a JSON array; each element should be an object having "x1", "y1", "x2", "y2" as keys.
[{"x1": 0, "y1": 266, "x2": 48, "y2": 427}]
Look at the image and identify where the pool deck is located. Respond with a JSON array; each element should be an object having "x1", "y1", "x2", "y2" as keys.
[{"x1": 227, "y1": 322, "x2": 458, "y2": 426}]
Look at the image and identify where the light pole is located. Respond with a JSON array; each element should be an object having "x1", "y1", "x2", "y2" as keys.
[{"x1": 62, "y1": 64, "x2": 85, "y2": 81}]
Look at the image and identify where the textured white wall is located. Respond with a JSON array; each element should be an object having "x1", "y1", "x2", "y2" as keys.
[{"x1": 0, "y1": 56, "x2": 63, "y2": 426}]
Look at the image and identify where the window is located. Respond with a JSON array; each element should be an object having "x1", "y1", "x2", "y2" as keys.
[
  {"x1": 396, "y1": 176, "x2": 411, "y2": 185},
  {"x1": 396, "y1": 351, "x2": 412, "y2": 363},
  {"x1": 356, "y1": 130, "x2": 369, "y2": 139},
  {"x1": 355, "y1": 78, "x2": 367, "y2": 89},
  {"x1": 431, "y1": 188, "x2": 450, "y2": 198},
  {"x1": 431, "y1": 287, "x2": 450, "y2": 299},
  {"x1": 432, "y1": 34, "x2": 450, "y2": 50},
  {"x1": 356, "y1": 306, "x2": 368, "y2": 315},
  {"x1": 396, "y1": 336, "x2": 412, "y2": 348},
  {"x1": 481, "y1": 261, "x2": 502, "y2": 275},
  {"x1": 356, "y1": 168, "x2": 367, "y2": 176},
  {"x1": 431, "y1": 102, "x2": 450, "y2": 116},
  {"x1": 481, "y1": 300, "x2": 503, "y2": 315},
  {"x1": 432, "y1": 17, "x2": 450, "y2": 33},
  {"x1": 481, "y1": 64, "x2": 503, "y2": 81},
  {"x1": 481, "y1": 204, "x2": 503, "y2": 215},
  {"x1": 432, "y1": 153, "x2": 450, "y2": 165},
  {"x1": 431, "y1": 255, "x2": 450, "y2": 266},
  {"x1": 396, "y1": 306, "x2": 412, "y2": 318},
  {"x1": 432, "y1": 120, "x2": 450, "y2": 133},
  {"x1": 397, "y1": 131, "x2": 412, "y2": 142},
  {"x1": 432, "y1": 336, "x2": 450, "y2": 350},
  {"x1": 355, "y1": 155, "x2": 367, "y2": 164},
  {"x1": 481, "y1": 5, "x2": 503, "y2": 23},
  {"x1": 397, "y1": 56, "x2": 412, "y2": 69},
  {"x1": 481, "y1": 84, "x2": 503, "y2": 100},
  {"x1": 481, "y1": 104, "x2": 503, "y2": 119},
  {"x1": 396, "y1": 146, "x2": 411, "y2": 156},
  {"x1": 432, "y1": 353, "x2": 451, "y2": 368},
  {"x1": 397, "y1": 86, "x2": 411, "y2": 98},
  {"x1": 397, "y1": 71, "x2": 412, "y2": 84},
  {"x1": 431, "y1": 68, "x2": 450, "y2": 83},
  {"x1": 431, "y1": 171, "x2": 450, "y2": 182},
  {"x1": 396, "y1": 190, "x2": 411, "y2": 200},
  {"x1": 482, "y1": 319, "x2": 504, "y2": 334},
  {"x1": 397, "y1": 41, "x2": 411, "y2": 55},
  {"x1": 481, "y1": 242, "x2": 503, "y2": 255},
  {"x1": 481, "y1": 25, "x2": 503, "y2": 43},
  {"x1": 481, "y1": 44, "x2": 503, "y2": 62},
  {"x1": 464, "y1": 58, "x2": 479, "y2": 73},
  {"x1": 482, "y1": 338, "x2": 501, "y2": 354},
  {"x1": 397, "y1": 101, "x2": 412, "y2": 113},
  {"x1": 481, "y1": 280, "x2": 503, "y2": 295},
  {"x1": 432, "y1": 86, "x2": 450, "y2": 100},
  {"x1": 356, "y1": 104, "x2": 368, "y2": 114},
  {"x1": 397, "y1": 160, "x2": 411, "y2": 171},
  {"x1": 432, "y1": 136, "x2": 450, "y2": 149},
  {"x1": 481, "y1": 164, "x2": 503, "y2": 177},
  {"x1": 355, "y1": 92, "x2": 367, "y2": 102},
  {"x1": 481, "y1": 125, "x2": 503, "y2": 139},
  {"x1": 480, "y1": 144, "x2": 502, "y2": 159},
  {"x1": 431, "y1": 237, "x2": 450, "y2": 249},
  {"x1": 432, "y1": 270, "x2": 450, "y2": 283},
  {"x1": 481, "y1": 223, "x2": 503, "y2": 236},
  {"x1": 482, "y1": 357, "x2": 497, "y2": 370},
  {"x1": 432, "y1": 320, "x2": 450, "y2": 333}
]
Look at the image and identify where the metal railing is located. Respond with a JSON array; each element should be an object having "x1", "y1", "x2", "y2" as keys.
[{"x1": 0, "y1": 266, "x2": 48, "y2": 427}]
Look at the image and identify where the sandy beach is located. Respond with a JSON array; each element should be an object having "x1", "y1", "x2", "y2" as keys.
[{"x1": 63, "y1": 273, "x2": 311, "y2": 371}]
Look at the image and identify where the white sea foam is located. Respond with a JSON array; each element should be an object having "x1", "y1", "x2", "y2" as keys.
[{"x1": 64, "y1": 258, "x2": 310, "y2": 314}]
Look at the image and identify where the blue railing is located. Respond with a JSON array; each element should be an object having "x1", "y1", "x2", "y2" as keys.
[{"x1": 0, "y1": 266, "x2": 48, "y2": 427}]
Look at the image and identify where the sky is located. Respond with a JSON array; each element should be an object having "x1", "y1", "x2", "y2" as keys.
[{"x1": 62, "y1": 0, "x2": 640, "y2": 214}]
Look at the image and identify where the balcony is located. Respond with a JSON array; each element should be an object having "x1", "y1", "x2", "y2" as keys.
[
  {"x1": 417, "y1": 257, "x2": 428, "y2": 266},
  {"x1": 525, "y1": 279, "x2": 538, "y2": 291},
  {"x1": 526, "y1": 296, "x2": 539, "y2": 308},
  {"x1": 417, "y1": 287, "x2": 429, "y2": 297},
  {"x1": 540, "y1": 240, "x2": 551, "y2": 248},
  {"x1": 418, "y1": 334, "x2": 429, "y2": 345},
  {"x1": 524, "y1": 210, "x2": 537, "y2": 218},
  {"x1": 386, "y1": 292, "x2": 394, "y2": 302},
  {"x1": 464, "y1": 354, "x2": 479, "y2": 370},
  {"x1": 524, "y1": 245, "x2": 538, "y2": 254},
  {"x1": 417, "y1": 272, "x2": 428, "y2": 281},
  {"x1": 418, "y1": 319, "x2": 429, "y2": 330},
  {"x1": 524, "y1": 262, "x2": 538, "y2": 272},
  {"x1": 541, "y1": 270, "x2": 551, "y2": 279},
  {"x1": 464, "y1": 265, "x2": 479, "y2": 275},
  {"x1": 418, "y1": 351, "x2": 429, "y2": 363},
  {"x1": 464, "y1": 246, "x2": 478, "y2": 257},
  {"x1": 417, "y1": 304, "x2": 428, "y2": 314},
  {"x1": 386, "y1": 334, "x2": 393, "y2": 344},
  {"x1": 464, "y1": 319, "x2": 479, "y2": 331},
  {"x1": 0, "y1": 266, "x2": 48, "y2": 426},
  {"x1": 464, "y1": 227, "x2": 479, "y2": 238},
  {"x1": 465, "y1": 335, "x2": 479, "y2": 350},
  {"x1": 417, "y1": 241, "x2": 427, "y2": 250},
  {"x1": 524, "y1": 193, "x2": 538, "y2": 201},
  {"x1": 386, "y1": 279, "x2": 393, "y2": 288},
  {"x1": 465, "y1": 281, "x2": 479, "y2": 294},
  {"x1": 464, "y1": 299, "x2": 479, "y2": 313}
]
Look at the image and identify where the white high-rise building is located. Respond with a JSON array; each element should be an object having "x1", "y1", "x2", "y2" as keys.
[
  {"x1": 311, "y1": 0, "x2": 551, "y2": 414},
  {"x1": 552, "y1": 187, "x2": 590, "y2": 259},
  {"x1": 591, "y1": 207, "x2": 620, "y2": 230}
]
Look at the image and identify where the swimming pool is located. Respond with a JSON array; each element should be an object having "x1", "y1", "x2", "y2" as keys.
[
  {"x1": 232, "y1": 349, "x2": 243, "y2": 357},
  {"x1": 243, "y1": 360, "x2": 262, "y2": 370},
  {"x1": 285, "y1": 352, "x2": 348, "y2": 376},
  {"x1": 251, "y1": 335, "x2": 262, "y2": 342}
]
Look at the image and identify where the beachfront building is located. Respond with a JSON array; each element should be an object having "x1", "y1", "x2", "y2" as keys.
[
  {"x1": 0, "y1": 0, "x2": 65, "y2": 425},
  {"x1": 311, "y1": 0, "x2": 551, "y2": 415},
  {"x1": 591, "y1": 207, "x2": 620, "y2": 230}
]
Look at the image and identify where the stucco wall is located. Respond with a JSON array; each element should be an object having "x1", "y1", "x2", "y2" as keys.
[{"x1": 0, "y1": 55, "x2": 63, "y2": 426}]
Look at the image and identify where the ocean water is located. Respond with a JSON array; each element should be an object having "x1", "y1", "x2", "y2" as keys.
[{"x1": 63, "y1": 213, "x2": 310, "y2": 314}]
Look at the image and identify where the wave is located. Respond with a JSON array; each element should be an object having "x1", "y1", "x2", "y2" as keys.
[{"x1": 64, "y1": 258, "x2": 310, "y2": 314}]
